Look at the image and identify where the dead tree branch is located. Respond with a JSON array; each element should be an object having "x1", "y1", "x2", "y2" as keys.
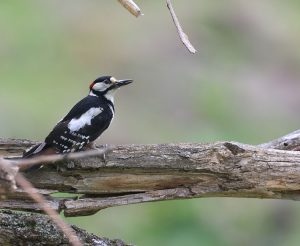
[
  {"x1": 0, "y1": 210, "x2": 131, "y2": 246},
  {"x1": 1, "y1": 130, "x2": 300, "y2": 217}
]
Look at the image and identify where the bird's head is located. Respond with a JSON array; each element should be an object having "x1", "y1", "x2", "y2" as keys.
[{"x1": 89, "y1": 76, "x2": 133, "y2": 102}]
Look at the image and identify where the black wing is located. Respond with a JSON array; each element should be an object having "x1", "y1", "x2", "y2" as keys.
[{"x1": 45, "y1": 96, "x2": 112, "y2": 153}]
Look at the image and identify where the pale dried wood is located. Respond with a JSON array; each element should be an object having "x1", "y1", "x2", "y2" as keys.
[{"x1": 117, "y1": 0, "x2": 142, "y2": 17}]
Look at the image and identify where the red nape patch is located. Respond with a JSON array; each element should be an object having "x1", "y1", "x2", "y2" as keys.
[{"x1": 89, "y1": 81, "x2": 95, "y2": 90}]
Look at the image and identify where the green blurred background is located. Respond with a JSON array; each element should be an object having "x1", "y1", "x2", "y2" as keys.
[{"x1": 1, "y1": 0, "x2": 300, "y2": 245}]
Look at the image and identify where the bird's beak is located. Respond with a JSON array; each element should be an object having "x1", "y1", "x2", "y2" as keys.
[{"x1": 114, "y1": 79, "x2": 133, "y2": 88}]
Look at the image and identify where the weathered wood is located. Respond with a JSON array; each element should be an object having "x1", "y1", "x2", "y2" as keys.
[
  {"x1": 0, "y1": 210, "x2": 131, "y2": 246},
  {"x1": 1, "y1": 132, "x2": 300, "y2": 217},
  {"x1": 258, "y1": 129, "x2": 300, "y2": 150},
  {"x1": 0, "y1": 138, "x2": 34, "y2": 156},
  {"x1": 52, "y1": 142, "x2": 300, "y2": 216},
  {"x1": 0, "y1": 197, "x2": 60, "y2": 212},
  {"x1": 64, "y1": 188, "x2": 202, "y2": 216}
]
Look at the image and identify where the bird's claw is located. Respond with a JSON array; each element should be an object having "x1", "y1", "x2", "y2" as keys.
[
  {"x1": 84, "y1": 142, "x2": 108, "y2": 163},
  {"x1": 99, "y1": 144, "x2": 108, "y2": 164}
]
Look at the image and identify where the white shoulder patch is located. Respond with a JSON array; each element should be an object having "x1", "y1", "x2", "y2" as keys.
[{"x1": 68, "y1": 107, "x2": 103, "y2": 132}]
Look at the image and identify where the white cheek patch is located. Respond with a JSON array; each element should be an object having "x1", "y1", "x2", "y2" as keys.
[
  {"x1": 68, "y1": 107, "x2": 103, "y2": 132},
  {"x1": 92, "y1": 82, "x2": 109, "y2": 92}
]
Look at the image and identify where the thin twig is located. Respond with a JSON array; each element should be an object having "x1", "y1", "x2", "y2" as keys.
[
  {"x1": 15, "y1": 147, "x2": 113, "y2": 171},
  {"x1": 117, "y1": 0, "x2": 142, "y2": 17},
  {"x1": 166, "y1": 0, "x2": 196, "y2": 54},
  {"x1": 15, "y1": 173, "x2": 82, "y2": 246}
]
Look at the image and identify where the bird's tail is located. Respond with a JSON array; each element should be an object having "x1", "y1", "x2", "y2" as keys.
[
  {"x1": 22, "y1": 142, "x2": 48, "y2": 172},
  {"x1": 22, "y1": 142, "x2": 47, "y2": 159}
]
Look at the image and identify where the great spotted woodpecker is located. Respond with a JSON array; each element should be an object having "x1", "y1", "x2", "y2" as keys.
[{"x1": 23, "y1": 76, "x2": 133, "y2": 158}]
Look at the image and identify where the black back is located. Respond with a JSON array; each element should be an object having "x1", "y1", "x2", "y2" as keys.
[{"x1": 44, "y1": 95, "x2": 114, "y2": 153}]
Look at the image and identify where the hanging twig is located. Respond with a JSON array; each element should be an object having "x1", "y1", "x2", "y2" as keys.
[
  {"x1": 117, "y1": 0, "x2": 142, "y2": 17},
  {"x1": 166, "y1": 0, "x2": 197, "y2": 54}
]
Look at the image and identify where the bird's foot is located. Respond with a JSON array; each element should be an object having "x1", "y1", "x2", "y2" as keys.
[
  {"x1": 83, "y1": 142, "x2": 108, "y2": 163},
  {"x1": 84, "y1": 142, "x2": 98, "y2": 150}
]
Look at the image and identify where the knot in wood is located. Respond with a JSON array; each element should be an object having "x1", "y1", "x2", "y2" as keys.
[{"x1": 223, "y1": 142, "x2": 245, "y2": 155}]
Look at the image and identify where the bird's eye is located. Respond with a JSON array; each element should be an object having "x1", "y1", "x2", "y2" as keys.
[{"x1": 104, "y1": 80, "x2": 110, "y2": 84}]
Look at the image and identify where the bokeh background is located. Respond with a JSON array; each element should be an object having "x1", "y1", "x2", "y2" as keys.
[{"x1": 1, "y1": 0, "x2": 300, "y2": 245}]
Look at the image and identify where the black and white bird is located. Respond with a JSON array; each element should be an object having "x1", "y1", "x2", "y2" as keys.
[{"x1": 23, "y1": 76, "x2": 132, "y2": 158}]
